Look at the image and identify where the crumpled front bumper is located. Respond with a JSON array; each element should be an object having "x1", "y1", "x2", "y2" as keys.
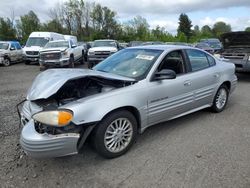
[{"x1": 20, "y1": 120, "x2": 80, "y2": 158}]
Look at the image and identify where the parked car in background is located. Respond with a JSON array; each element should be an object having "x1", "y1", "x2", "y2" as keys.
[
  {"x1": 39, "y1": 39, "x2": 84, "y2": 70},
  {"x1": 119, "y1": 42, "x2": 129, "y2": 49},
  {"x1": 142, "y1": 41, "x2": 165, "y2": 45},
  {"x1": 23, "y1": 32, "x2": 64, "y2": 64},
  {"x1": 0, "y1": 41, "x2": 23, "y2": 66},
  {"x1": 166, "y1": 42, "x2": 191, "y2": 46},
  {"x1": 19, "y1": 45, "x2": 237, "y2": 159},
  {"x1": 87, "y1": 39, "x2": 120, "y2": 68},
  {"x1": 220, "y1": 31, "x2": 250, "y2": 72},
  {"x1": 200, "y1": 38, "x2": 222, "y2": 53},
  {"x1": 64, "y1": 35, "x2": 78, "y2": 44},
  {"x1": 128, "y1": 41, "x2": 143, "y2": 47},
  {"x1": 194, "y1": 42, "x2": 214, "y2": 54},
  {"x1": 78, "y1": 42, "x2": 88, "y2": 62}
]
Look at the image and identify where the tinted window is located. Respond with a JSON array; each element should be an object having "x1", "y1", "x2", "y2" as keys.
[
  {"x1": 206, "y1": 54, "x2": 216, "y2": 66},
  {"x1": 186, "y1": 49, "x2": 209, "y2": 71},
  {"x1": 15, "y1": 42, "x2": 22, "y2": 50},
  {"x1": 10, "y1": 43, "x2": 16, "y2": 50}
]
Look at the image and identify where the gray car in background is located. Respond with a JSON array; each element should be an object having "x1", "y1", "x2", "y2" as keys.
[
  {"x1": 0, "y1": 41, "x2": 23, "y2": 66},
  {"x1": 220, "y1": 31, "x2": 250, "y2": 72},
  {"x1": 19, "y1": 45, "x2": 237, "y2": 159}
]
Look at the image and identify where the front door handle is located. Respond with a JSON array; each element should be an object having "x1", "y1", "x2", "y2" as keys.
[
  {"x1": 184, "y1": 80, "x2": 191, "y2": 86},
  {"x1": 213, "y1": 74, "x2": 219, "y2": 78}
]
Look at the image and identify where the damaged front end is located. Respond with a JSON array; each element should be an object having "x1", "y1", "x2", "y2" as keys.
[{"x1": 19, "y1": 69, "x2": 136, "y2": 158}]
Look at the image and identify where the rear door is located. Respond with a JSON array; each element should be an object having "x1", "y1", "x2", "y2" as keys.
[
  {"x1": 184, "y1": 49, "x2": 220, "y2": 108},
  {"x1": 147, "y1": 50, "x2": 195, "y2": 125}
]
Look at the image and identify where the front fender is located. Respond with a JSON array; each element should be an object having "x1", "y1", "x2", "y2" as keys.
[{"x1": 62, "y1": 86, "x2": 148, "y2": 128}]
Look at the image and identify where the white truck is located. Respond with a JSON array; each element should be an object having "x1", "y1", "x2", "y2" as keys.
[
  {"x1": 87, "y1": 39, "x2": 120, "y2": 68},
  {"x1": 39, "y1": 39, "x2": 84, "y2": 70},
  {"x1": 23, "y1": 32, "x2": 64, "y2": 64}
]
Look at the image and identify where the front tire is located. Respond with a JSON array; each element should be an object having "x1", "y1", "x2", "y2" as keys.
[
  {"x1": 3, "y1": 58, "x2": 11, "y2": 66},
  {"x1": 80, "y1": 51, "x2": 84, "y2": 65},
  {"x1": 211, "y1": 85, "x2": 229, "y2": 113},
  {"x1": 69, "y1": 56, "x2": 74, "y2": 68},
  {"x1": 92, "y1": 110, "x2": 137, "y2": 158}
]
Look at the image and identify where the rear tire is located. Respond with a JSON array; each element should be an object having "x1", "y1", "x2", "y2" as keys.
[
  {"x1": 211, "y1": 84, "x2": 229, "y2": 113},
  {"x1": 25, "y1": 61, "x2": 30, "y2": 65},
  {"x1": 92, "y1": 110, "x2": 137, "y2": 158},
  {"x1": 80, "y1": 51, "x2": 84, "y2": 65}
]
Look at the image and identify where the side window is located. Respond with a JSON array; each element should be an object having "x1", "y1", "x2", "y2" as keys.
[
  {"x1": 158, "y1": 50, "x2": 185, "y2": 74},
  {"x1": 10, "y1": 43, "x2": 16, "y2": 50},
  {"x1": 15, "y1": 43, "x2": 22, "y2": 50},
  {"x1": 206, "y1": 54, "x2": 216, "y2": 66},
  {"x1": 186, "y1": 49, "x2": 209, "y2": 71},
  {"x1": 69, "y1": 40, "x2": 74, "y2": 47}
]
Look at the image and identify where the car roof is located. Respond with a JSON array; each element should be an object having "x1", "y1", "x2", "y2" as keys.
[
  {"x1": 94, "y1": 39, "x2": 116, "y2": 42},
  {"x1": 128, "y1": 44, "x2": 195, "y2": 51},
  {"x1": 48, "y1": 40, "x2": 68, "y2": 43}
]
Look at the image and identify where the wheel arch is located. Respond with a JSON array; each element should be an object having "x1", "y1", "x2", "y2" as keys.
[
  {"x1": 100, "y1": 106, "x2": 141, "y2": 133},
  {"x1": 221, "y1": 81, "x2": 231, "y2": 91},
  {"x1": 4, "y1": 54, "x2": 10, "y2": 60}
]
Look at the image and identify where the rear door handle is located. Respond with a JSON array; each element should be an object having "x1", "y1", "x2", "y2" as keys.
[{"x1": 184, "y1": 80, "x2": 191, "y2": 86}]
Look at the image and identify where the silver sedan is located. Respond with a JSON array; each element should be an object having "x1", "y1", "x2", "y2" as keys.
[{"x1": 19, "y1": 45, "x2": 237, "y2": 159}]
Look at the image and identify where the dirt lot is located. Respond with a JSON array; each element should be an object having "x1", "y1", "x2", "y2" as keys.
[{"x1": 0, "y1": 63, "x2": 250, "y2": 188}]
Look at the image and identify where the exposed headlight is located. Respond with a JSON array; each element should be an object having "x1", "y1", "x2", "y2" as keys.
[{"x1": 33, "y1": 110, "x2": 73, "y2": 127}]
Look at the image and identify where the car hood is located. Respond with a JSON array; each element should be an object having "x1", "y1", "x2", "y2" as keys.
[
  {"x1": 40, "y1": 47, "x2": 68, "y2": 53},
  {"x1": 27, "y1": 69, "x2": 135, "y2": 101},
  {"x1": 221, "y1": 31, "x2": 250, "y2": 48},
  {"x1": 0, "y1": 49, "x2": 8, "y2": 55},
  {"x1": 89, "y1": 46, "x2": 117, "y2": 52}
]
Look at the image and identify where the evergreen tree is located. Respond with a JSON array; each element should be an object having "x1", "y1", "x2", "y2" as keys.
[{"x1": 177, "y1": 13, "x2": 192, "y2": 42}]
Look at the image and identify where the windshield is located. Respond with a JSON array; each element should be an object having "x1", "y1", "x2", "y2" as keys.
[
  {"x1": 93, "y1": 48, "x2": 163, "y2": 80},
  {"x1": 45, "y1": 41, "x2": 69, "y2": 48},
  {"x1": 26, "y1": 37, "x2": 49, "y2": 47},
  {"x1": 0, "y1": 43, "x2": 9, "y2": 50},
  {"x1": 93, "y1": 40, "x2": 116, "y2": 47}
]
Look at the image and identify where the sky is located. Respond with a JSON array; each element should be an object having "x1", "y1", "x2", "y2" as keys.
[{"x1": 0, "y1": 0, "x2": 250, "y2": 34}]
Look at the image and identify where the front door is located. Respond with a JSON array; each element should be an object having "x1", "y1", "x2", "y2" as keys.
[{"x1": 147, "y1": 50, "x2": 194, "y2": 126}]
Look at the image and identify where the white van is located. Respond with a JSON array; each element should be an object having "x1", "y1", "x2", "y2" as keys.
[
  {"x1": 64, "y1": 35, "x2": 78, "y2": 44},
  {"x1": 23, "y1": 32, "x2": 64, "y2": 64}
]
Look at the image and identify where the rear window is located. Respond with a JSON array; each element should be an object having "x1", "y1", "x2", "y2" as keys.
[
  {"x1": 186, "y1": 49, "x2": 210, "y2": 71},
  {"x1": 206, "y1": 54, "x2": 216, "y2": 66}
]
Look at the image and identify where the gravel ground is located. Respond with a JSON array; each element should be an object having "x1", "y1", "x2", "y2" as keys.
[{"x1": 0, "y1": 63, "x2": 250, "y2": 188}]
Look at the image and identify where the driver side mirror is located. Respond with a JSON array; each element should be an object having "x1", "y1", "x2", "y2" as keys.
[
  {"x1": 153, "y1": 69, "x2": 176, "y2": 81},
  {"x1": 71, "y1": 44, "x2": 77, "y2": 48},
  {"x1": 10, "y1": 47, "x2": 15, "y2": 51}
]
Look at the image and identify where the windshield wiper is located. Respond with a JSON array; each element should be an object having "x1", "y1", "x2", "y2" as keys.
[{"x1": 96, "y1": 69, "x2": 108, "y2": 73}]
